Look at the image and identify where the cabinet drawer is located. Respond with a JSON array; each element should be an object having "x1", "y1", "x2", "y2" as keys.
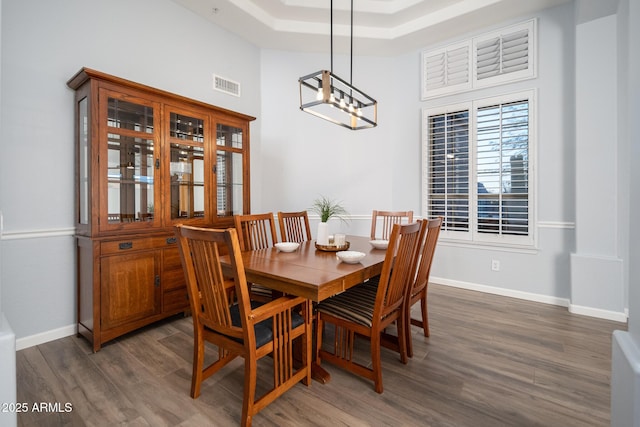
[
  {"x1": 163, "y1": 288, "x2": 189, "y2": 312},
  {"x1": 101, "y1": 236, "x2": 176, "y2": 255},
  {"x1": 163, "y1": 246, "x2": 186, "y2": 291}
]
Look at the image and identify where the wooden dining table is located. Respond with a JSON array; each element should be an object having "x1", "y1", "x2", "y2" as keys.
[
  {"x1": 234, "y1": 235, "x2": 387, "y2": 383},
  {"x1": 239, "y1": 235, "x2": 386, "y2": 302}
]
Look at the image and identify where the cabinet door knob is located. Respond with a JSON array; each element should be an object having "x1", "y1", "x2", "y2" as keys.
[
  {"x1": 119, "y1": 242, "x2": 133, "y2": 250},
  {"x1": 166, "y1": 237, "x2": 177, "y2": 245},
  {"x1": 155, "y1": 275, "x2": 160, "y2": 287}
]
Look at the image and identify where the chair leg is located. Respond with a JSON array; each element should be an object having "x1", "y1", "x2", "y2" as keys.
[
  {"x1": 405, "y1": 303, "x2": 414, "y2": 359},
  {"x1": 397, "y1": 314, "x2": 408, "y2": 365},
  {"x1": 371, "y1": 333, "x2": 383, "y2": 394},
  {"x1": 421, "y1": 293, "x2": 430, "y2": 337},
  {"x1": 241, "y1": 358, "x2": 258, "y2": 427},
  {"x1": 191, "y1": 326, "x2": 205, "y2": 398}
]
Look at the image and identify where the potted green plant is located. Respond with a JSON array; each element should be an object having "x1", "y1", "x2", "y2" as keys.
[{"x1": 310, "y1": 195, "x2": 349, "y2": 244}]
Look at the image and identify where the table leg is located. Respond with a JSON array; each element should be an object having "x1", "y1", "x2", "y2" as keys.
[{"x1": 311, "y1": 362, "x2": 331, "y2": 384}]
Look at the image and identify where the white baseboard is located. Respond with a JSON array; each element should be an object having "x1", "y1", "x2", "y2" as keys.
[
  {"x1": 432, "y1": 276, "x2": 627, "y2": 323},
  {"x1": 569, "y1": 304, "x2": 628, "y2": 323},
  {"x1": 15, "y1": 324, "x2": 76, "y2": 351}
]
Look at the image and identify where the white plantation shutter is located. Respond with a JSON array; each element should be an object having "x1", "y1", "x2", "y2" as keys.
[
  {"x1": 422, "y1": 91, "x2": 535, "y2": 247},
  {"x1": 423, "y1": 106, "x2": 471, "y2": 236},
  {"x1": 421, "y1": 42, "x2": 471, "y2": 99},
  {"x1": 422, "y1": 20, "x2": 535, "y2": 98},
  {"x1": 475, "y1": 99, "x2": 530, "y2": 241},
  {"x1": 476, "y1": 37, "x2": 500, "y2": 79},
  {"x1": 424, "y1": 52, "x2": 445, "y2": 90},
  {"x1": 474, "y1": 20, "x2": 535, "y2": 86},
  {"x1": 502, "y1": 29, "x2": 530, "y2": 73},
  {"x1": 447, "y1": 46, "x2": 471, "y2": 85}
]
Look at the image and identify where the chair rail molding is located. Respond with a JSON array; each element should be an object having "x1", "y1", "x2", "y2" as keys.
[{"x1": 0, "y1": 227, "x2": 75, "y2": 241}]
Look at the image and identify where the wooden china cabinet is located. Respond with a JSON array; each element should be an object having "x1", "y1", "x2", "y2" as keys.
[{"x1": 68, "y1": 68, "x2": 254, "y2": 351}]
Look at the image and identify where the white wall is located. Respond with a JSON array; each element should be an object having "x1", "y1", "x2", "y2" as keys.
[
  {"x1": 571, "y1": 13, "x2": 625, "y2": 317},
  {"x1": 0, "y1": 0, "x2": 262, "y2": 344},
  {"x1": 627, "y1": 0, "x2": 640, "y2": 344},
  {"x1": 0, "y1": 1, "x2": 19, "y2": 425},
  {"x1": 259, "y1": 49, "x2": 404, "y2": 230},
  {"x1": 611, "y1": 0, "x2": 640, "y2": 423}
]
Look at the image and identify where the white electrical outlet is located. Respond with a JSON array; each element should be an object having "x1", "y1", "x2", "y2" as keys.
[{"x1": 491, "y1": 259, "x2": 500, "y2": 271}]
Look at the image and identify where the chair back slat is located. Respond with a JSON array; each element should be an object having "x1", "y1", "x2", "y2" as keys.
[
  {"x1": 371, "y1": 210, "x2": 414, "y2": 240},
  {"x1": 278, "y1": 211, "x2": 312, "y2": 243},
  {"x1": 234, "y1": 213, "x2": 279, "y2": 251},
  {"x1": 374, "y1": 222, "x2": 422, "y2": 320}
]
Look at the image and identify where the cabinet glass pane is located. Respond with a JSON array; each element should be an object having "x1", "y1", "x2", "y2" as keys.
[
  {"x1": 107, "y1": 134, "x2": 155, "y2": 222},
  {"x1": 107, "y1": 98, "x2": 154, "y2": 133},
  {"x1": 216, "y1": 151, "x2": 243, "y2": 216},
  {"x1": 216, "y1": 124, "x2": 243, "y2": 148},
  {"x1": 170, "y1": 143, "x2": 205, "y2": 219},
  {"x1": 170, "y1": 113, "x2": 204, "y2": 142},
  {"x1": 79, "y1": 97, "x2": 89, "y2": 224}
]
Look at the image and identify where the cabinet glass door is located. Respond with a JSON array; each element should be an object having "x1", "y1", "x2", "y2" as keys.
[
  {"x1": 102, "y1": 92, "x2": 159, "y2": 228},
  {"x1": 167, "y1": 109, "x2": 208, "y2": 222},
  {"x1": 216, "y1": 123, "x2": 246, "y2": 217},
  {"x1": 78, "y1": 96, "x2": 89, "y2": 225}
]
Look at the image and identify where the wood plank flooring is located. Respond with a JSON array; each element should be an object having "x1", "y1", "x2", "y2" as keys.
[{"x1": 16, "y1": 284, "x2": 625, "y2": 426}]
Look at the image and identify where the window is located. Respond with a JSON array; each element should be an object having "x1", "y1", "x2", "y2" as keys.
[
  {"x1": 421, "y1": 19, "x2": 536, "y2": 99},
  {"x1": 422, "y1": 91, "x2": 534, "y2": 246}
]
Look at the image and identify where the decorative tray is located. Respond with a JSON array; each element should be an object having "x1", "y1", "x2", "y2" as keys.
[{"x1": 315, "y1": 241, "x2": 350, "y2": 252}]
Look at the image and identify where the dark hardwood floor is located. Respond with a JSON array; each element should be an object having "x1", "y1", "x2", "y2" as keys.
[{"x1": 16, "y1": 284, "x2": 625, "y2": 426}]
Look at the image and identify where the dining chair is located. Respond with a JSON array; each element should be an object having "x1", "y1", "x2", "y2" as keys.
[
  {"x1": 234, "y1": 212, "x2": 279, "y2": 301},
  {"x1": 277, "y1": 211, "x2": 312, "y2": 243},
  {"x1": 370, "y1": 210, "x2": 414, "y2": 240},
  {"x1": 315, "y1": 222, "x2": 422, "y2": 393},
  {"x1": 234, "y1": 212, "x2": 279, "y2": 251},
  {"x1": 405, "y1": 217, "x2": 442, "y2": 358},
  {"x1": 174, "y1": 225, "x2": 312, "y2": 427}
]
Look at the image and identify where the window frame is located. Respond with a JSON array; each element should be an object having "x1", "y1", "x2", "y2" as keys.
[{"x1": 422, "y1": 90, "x2": 536, "y2": 248}]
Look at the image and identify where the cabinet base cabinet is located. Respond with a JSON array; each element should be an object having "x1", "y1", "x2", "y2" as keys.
[{"x1": 77, "y1": 234, "x2": 189, "y2": 352}]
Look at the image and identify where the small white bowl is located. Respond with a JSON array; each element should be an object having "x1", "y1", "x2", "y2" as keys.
[
  {"x1": 336, "y1": 251, "x2": 366, "y2": 264},
  {"x1": 275, "y1": 242, "x2": 300, "y2": 252},
  {"x1": 369, "y1": 240, "x2": 389, "y2": 250}
]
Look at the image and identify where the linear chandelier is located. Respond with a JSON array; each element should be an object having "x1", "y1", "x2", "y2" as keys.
[{"x1": 298, "y1": 0, "x2": 377, "y2": 130}]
